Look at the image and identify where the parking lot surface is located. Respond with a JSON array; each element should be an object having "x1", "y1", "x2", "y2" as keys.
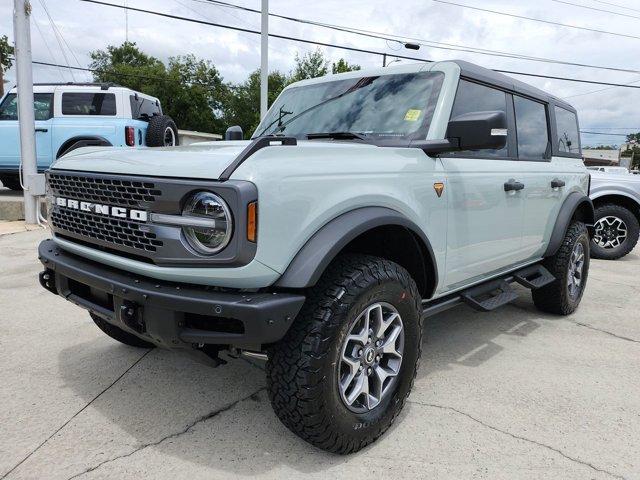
[{"x1": 1, "y1": 229, "x2": 639, "y2": 480}]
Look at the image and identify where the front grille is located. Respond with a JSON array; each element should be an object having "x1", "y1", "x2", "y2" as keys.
[
  {"x1": 51, "y1": 208, "x2": 163, "y2": 252},
  {"x1": 48, "y1": 173, "x2": 162, "y2": 207}
]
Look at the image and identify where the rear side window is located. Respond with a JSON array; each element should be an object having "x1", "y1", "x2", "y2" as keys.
[
  {"x1": 514, "y1": 96, "x2": 549, "y2": 160},
  {"x1": 555, "y1": 106, "x2": 580, "y2": 154},
  {"x1": 0, "y1": 93, "x2": 54, "y2": 121},
  {"x1": 129, "y1": 95, "x2": 161, "y2": 119},
  {"x1": 450, "y1": 80, "x2": 508, "y2": 158},
  {"x1": 61, "y1": 92, "x2": 116, "y2": 116}
]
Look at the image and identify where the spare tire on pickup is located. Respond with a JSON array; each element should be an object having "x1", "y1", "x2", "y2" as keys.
[{"x1": 146, "y1": 115, "x2": 179, "y2": 147}]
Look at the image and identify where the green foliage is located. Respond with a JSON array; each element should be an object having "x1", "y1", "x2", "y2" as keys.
[
  {"x1": 332, "y1": 58, "x2": 360, "y2": 74},
  {"x1": 290, "y1": 49, "x2": 328, "y2": 82},
  {"x1": 0, "y1": 35, "x2": 13, "y2": 73},
  {"x1": 626, "y1": 132, "x2": 640, "y2": 143},
  {"x1": 589, "y1": 145, "x2": 617, "y2": 150},
  {"x1": 88, "y1": 42, "x2": 361, "y2": 136},
  {"x1": 90, "y1": 42, "x2": 227, "y2": 133},
  {"x1": 222, "y1": 69, "x2": 289, "y2": 138}
]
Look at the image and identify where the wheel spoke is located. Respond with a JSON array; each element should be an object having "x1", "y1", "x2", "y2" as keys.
[
  {"x1": 340, "y1": 356, "x2": 360, "y2": 392},
  {"x1": 381, "y1": 325, "x2": 402, "y2": 358},
  {"x1": 346, "y1": 370, "x2": 369, "y2": 406}
]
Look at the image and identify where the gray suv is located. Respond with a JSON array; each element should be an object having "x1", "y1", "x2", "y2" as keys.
[{"x1": 37, "y1": 60, "x2": 593, "y2": 453}]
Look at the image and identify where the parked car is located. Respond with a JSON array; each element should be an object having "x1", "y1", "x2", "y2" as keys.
[
  {"x1": 589, "y1": 170, "x2": 640, "y2": 259},
  {"x1": 37, "y1": 60, "x2": 593, "y2": 453},
  {"x1": 587, "y1": 166, "x2": 629, "y2": 174},
  {"x1": 0, "y1": 83, "x2": 178, "y2": 191}
]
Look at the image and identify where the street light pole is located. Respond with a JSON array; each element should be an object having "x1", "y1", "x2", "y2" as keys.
[
  {"x1": 13, "y1": 0, "x2": 39, "y2": 225},
  {"x1": 260, "y1": 0, "x2": 268, "y2": 120}
]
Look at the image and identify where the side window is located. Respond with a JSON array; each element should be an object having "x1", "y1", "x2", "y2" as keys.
[
  {"x1": 555, "y1": 106, "x2": 580, "y2": 154},
  {"x1": 514, "y1": 96, "x2": 549, "y2": 160},
  {"x1": 0, "y1": 93, "x2": 53, "y2": 121},
  {"x1": 129, "y1": 95, "x2": 162, "y2": 119},
  {"x1": 450, "y1": 80, "x2": 509, "y2": 158},
  {"x1": 61, "y1": 92, "x2": 116, "y2": 116}
]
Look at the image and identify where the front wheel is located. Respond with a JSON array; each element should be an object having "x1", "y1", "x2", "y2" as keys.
[
  {"x1": 533, "y1": 221, "x2": 590, "y2": 315},
  {"x1": 266, "y1": 255, "x2": 422, "y2": 454}
]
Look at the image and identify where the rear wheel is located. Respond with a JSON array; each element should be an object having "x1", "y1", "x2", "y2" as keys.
[
  {"x1": 533, "y1": 221, "x2": 590, "y2": 315},
  {"x1": 266, "y1": 254, "x2": 422, "y2": 454},
  {"x1": 90, "y1": 313, "x2": 155, "y2": 348},
  {"x1": 0, "y1": 174, "x2": 23, "y2": 191},
  {"x1": 591, "y1": 203, "x2": 639, "y2": 260}
]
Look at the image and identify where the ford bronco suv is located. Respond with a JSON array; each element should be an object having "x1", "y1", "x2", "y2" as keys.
[
  {"x1": 37, "y1": 60, "x2": 593, "y2": 454},
  {"x1": 0, "y1": 83, "x2": 178, "y2": 191}
]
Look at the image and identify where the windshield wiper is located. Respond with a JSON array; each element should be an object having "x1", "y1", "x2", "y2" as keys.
[{"x1": 306, "y1": 131, "x2": 369, "y2": 141}]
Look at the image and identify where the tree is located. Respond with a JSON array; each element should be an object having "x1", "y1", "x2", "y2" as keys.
[
  {"x1": 223, "y1": 69, "x2": 289, "y2": 137},
  {"x1": 332, "y1": 58, "x2": 360, "y2": 74},
  {"x1": 0, "y1": 35, "x2": 14, "y2": 98},
  {"x1": 290, "y1": 49, "x2": 328, "y2": 82},
  {"x1": 89, "y1": 42, "x2": 227, "y2": 133},
  {"x1": 626, "y1": 132, "x2": 640, "y2": 144}
]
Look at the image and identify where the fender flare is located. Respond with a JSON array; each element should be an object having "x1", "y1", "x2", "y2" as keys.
[
  {"x1": 274, "y1": 207, "x2": 438, "y2": 296},
  {"x1": 56, "y1": 136, "x2": 112, "y2": 159},
  {"x1": 544, "y1": 192, "x2": 594, "y2": 257}
]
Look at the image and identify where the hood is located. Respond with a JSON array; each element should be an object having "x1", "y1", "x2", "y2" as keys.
[
  {"x1": 50, "y1": 140, "x2": 378, "y2": 180},
  {"x1": 51, "y1": 141, "x2": 256, "y2": 179}
]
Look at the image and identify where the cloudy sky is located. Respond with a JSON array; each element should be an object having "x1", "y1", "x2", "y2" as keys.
[{"x1": 1, "y1": 0, "x2": 639, "y2": 146}]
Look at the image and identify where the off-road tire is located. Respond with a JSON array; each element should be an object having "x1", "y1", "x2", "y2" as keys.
[
  {"x1": 533, "y1": 222, "x2": 590, "y2": 315},
  {"x1": 145, "y1": 115, "x2": 179, "y2": 147},
  {"x1": 591, "y1": 203, "x2": 639, "y2": 260},
  {"x1": 266, "y1": 254, "x2": 422, "y2": 454},
  {"x1": 90, "y1": 313, "x2": 155, "y2": 348},
  {"x1": 0, "y1": 174, "x2": 23, "y2": 191}
]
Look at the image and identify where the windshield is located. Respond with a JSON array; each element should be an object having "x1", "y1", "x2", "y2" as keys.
[{"x1": 253, "y1": 71, "x2": 444, "y2": 140}]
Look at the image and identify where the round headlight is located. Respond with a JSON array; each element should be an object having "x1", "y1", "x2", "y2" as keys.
[{"x1": 182, "y1": 191, "x2": 232, "y2": 254}]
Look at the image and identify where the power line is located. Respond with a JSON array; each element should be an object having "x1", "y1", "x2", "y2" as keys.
[
  {"x1": 563, "y1": 76, "x2": 640, "y2": 99},
  {"x1": 77, "y1": 0, "x2": 640, "y2": 91},
  {"x1": 589, "y1": 0, "x2": 638, "y2": 12},
  {"x1": 552, "y1": 0, "x2": 640, "y2": 20},
  {"x1": 580, "y1": 131, "x2": 631, "y2": 136},
  {"x1": 38, "y1": 0, "x2": 76, "y2": 80},
  {"x1": 193, "y1": 0, "x2": 640, "y2": 75},
  {"x1": 433, "y1": 0, "x2": 640, "y2": 41}
]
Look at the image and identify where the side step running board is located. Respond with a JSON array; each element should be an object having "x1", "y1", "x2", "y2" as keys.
[
  {"x1": 512, "y1": 264, "x2": 555, "y2": 289},
  {"x1": 461, "y1": 280, "x2": 519, "y2": 312},
  {"x1": 422, "y1": 263, "x2": 556, "y2": 317}
]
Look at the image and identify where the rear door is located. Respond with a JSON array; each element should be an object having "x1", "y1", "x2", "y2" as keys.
[
  {"x1": 516, "y1": 101, "x2": 586, "y2": 259},
  {"x1": 440, "y1": 79, "x2": 528, "y2": 291}
]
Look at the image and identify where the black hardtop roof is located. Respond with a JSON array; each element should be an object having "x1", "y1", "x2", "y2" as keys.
[{"x1": 450, "y1": 60, "x2": 576, "y2": 112}]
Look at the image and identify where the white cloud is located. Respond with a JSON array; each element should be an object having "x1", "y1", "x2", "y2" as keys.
[{"x1": 2, "y1": 0, "x2": 639, "y2": 144}]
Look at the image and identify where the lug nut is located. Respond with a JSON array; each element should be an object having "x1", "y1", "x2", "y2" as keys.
[
  {"x1": 367, "y1": 367, "x2": 372, "y2": 375},
  {"x1": 358, "y1": 349, "x2": 363, "y2": 356},
  {"x1": 376, "y1": 355, "x2": 380, "y2": 362}
]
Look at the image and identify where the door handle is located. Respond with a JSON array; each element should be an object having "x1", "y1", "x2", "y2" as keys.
[
  {"x1": 551, "y1": 178, "x2": 565, "y2": 188},
  {"x1": 504, "y1": 179, "x2": 525, "y2": 192},
  {"x1": 35, "y1": 128, "x2": 48, "y2": 133}
]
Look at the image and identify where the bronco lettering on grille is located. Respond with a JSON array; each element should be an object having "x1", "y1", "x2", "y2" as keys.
[{"x1": 55, "y1": 197, "x2": 148, "y2": 222}]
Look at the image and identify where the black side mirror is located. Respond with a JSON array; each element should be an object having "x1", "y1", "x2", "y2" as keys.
[
  {"x1": 446, "y1": 110, "x2": 507, "y2": 151},
  {"x1": 225, "y1": 125, "x2": 244, "y2": 141}
]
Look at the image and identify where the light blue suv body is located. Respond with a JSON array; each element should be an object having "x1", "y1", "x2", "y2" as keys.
[{"x1": 0, "y1": 83, "x2": 161, "y2": 189}]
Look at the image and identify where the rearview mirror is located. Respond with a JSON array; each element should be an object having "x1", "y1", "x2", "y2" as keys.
[{"x1": 445, "y1": 110, "x2": 507, "y2": 151}]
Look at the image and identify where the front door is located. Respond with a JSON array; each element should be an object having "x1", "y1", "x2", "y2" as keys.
[
  {"x1": 440, "y1": 79, "x2": 528, "y2": 291},
  {"x1": 0, "y1": 92, "x2": 54, "y2": 172}
]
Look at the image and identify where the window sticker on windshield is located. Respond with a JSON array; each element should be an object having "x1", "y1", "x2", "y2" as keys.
[{"x1": 404, "y1": 109, "x2": 422, "y2": 121}]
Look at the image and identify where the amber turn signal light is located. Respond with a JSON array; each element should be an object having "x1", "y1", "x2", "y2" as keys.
[{"x1": 247, "y1": 201, "x2": 257, "y2": 242}]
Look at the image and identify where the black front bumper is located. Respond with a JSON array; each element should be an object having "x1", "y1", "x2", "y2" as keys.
[{"x1": 38, "y1": 239, "x2": 305, "y2": 350}]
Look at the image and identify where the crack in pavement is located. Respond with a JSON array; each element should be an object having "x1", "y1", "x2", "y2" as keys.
[
  {"x1": 572, "y1": 322, "x2": 640, "y2": 344},
  {"x1": 409, "y1": 400, "x2": 627, "y2": 480},
  {"x1": 508, "y1": 303, "x2": 639, "y2": 345},
  {"x1": 66, "y1": 386, "x2": 267, "y2": 480},
  {"x1": 1, "y1": 348, "x2": 153, "y2": 480}
]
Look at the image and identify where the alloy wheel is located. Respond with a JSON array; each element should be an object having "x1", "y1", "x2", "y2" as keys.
[
  {"x1": 338, "y1": 302, "x2": 404, "y2": 413},
  {"x1": 163, "y1": 126, "x2": 176, "y2": 146},
  {"x1": 567, "y1": 241, "x2": 585, "y2": 298},
  {"x1": 593, "y1": 216, "x2": 627, "y2": 249}
]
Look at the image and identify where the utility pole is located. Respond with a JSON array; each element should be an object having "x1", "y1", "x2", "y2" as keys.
[
  {"x1": 13, "y1": 0, "x2": 39, "y2": 224},
  {"x1": 260, "y1": 0, "x2": 268, "y2": 120}
]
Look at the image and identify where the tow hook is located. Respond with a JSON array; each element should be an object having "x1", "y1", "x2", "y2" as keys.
[
  {"x1": 120, "y1": 300, "x2": 145, "y2": 333},
  {"x1": 39, "y1": 270, "x2": 57, "y2": 295}
]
